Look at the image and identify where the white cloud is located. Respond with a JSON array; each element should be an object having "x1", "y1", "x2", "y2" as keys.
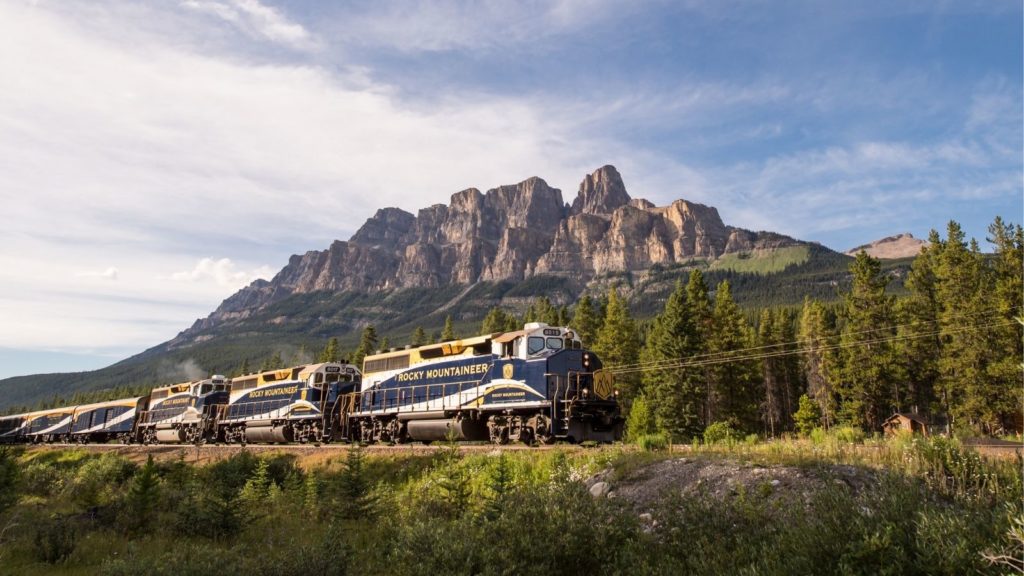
[
  {"x1": 181, "y1": 0, "x2": 318, "y2": 51},
  {"x1": 169, "y1": 258, "x2": 274, "y2": 289},
  {"x1": 76, "y1": 267, "x2": 119, "y2": 280}
]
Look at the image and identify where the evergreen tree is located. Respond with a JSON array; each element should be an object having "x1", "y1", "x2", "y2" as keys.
[
  {"x1": 799, "y1": 297, "x2": 838, "y2": 428},
  {"x1": 379, "y1": 336, "x2": 390, "y2": 351},
  {"x1": 593, "y1": 288, "x2": 641, "y2": 401},
  {"x1": 441, "y1": 316, "x2": 456, "y2": 341},
  {"x1": 985, "y1": 217, "x2": 1024, "y2": 433},
  {"x1": 318, "y1": 337, "x2": 341, "y2": 363},
  {"x1": 897, "y1": 230, "x2": 943, "y2": 414},
  {"x1": 570, "y1": 294, "x2": 601, "y2": 347},
  {"x1": 484, "y1": 454, "x2": 513, "y2": 521},
  {"x1": 335, "y1": 446, "x2": 375, "y2": 520},
  {"x1": 685, "y1": 270, "x2": 714, "y2": 427},
  {"x1": 793, "y1": 394, "x2": 822, "y2": 436},
  {"x1": 640, "y1": 280, "x2": 704, "y2": 440},
  {"x1": 238, "y1": 358, "x2": 251, "y2": 376},
  {"x1": 625, "y1": 393, "x2": 657, "y2": 441},
  {"x1": 351, "y1": 326, "x2": 379, "y2": 370},
  {"x1": 708, "y1": 280, "x2": 760, "y2": 432},
  {"x1": 837, "y1": 251, "x2": 902, "y2": 431},
  {"x1": 481, "y1": 307, "x2": 515, "y2": 334},
  {"x1": 127, "y1": 455, "x2": 160, "y2": 533},
  {"x1": 411, "y1": 326, "x2": 428, "y2": 347},
  {"x1": 757, "y1": 309, "x2": 783, "y2": 437},
  {"x1": 557, "y1": 305, "x2": 570, "y2": 327},
  {"x1": 525, "y1": 297, "x2": 559, "y2": 325}
]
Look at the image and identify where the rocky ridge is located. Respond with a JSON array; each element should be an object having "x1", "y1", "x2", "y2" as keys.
[
  {"x1": 845, "y1": 233, "x2": 928, "y2": 259},
  {"x1": 186, "y1": 166, "x2": 804, "y2": 334}
]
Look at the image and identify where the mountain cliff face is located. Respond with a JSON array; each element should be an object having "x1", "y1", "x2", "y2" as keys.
[
  {"x1": 186, "y1": 165, "x2": 803, "y2": 334},
  {"x1": 845, "y1": 233, "x2": 928, "y2": 260}
]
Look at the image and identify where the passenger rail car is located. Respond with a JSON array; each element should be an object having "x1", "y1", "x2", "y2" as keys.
[
  {"x1": 220, "y1": 362, "x2": 359, "y2": 444},
  {"x1": 343, "y1": 323, "x2": 622, "y2": 444},
  {"x1": 68, "y1": 397, "x2": 145, "y2": 444}
]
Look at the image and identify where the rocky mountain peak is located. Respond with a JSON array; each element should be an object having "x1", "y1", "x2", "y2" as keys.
[
  {"x1": 188, "y1": 165, "x2": 808, "y2": 334},
  {"x1": 845, "y1": 233, "x2": 928, "y2": 259},
  {"x1": 350, "y1": 207, "x2": 415, "y2": 250},
  {"x1": 570, "y1": 165, "x2": 631, "y2": 216}
]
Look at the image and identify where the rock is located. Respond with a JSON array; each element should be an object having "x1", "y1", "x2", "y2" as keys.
[
  {"x1": 845, "y1": 233, "x2": 929, "y2": 259},
  {"x1": 179, "y1": 165, "x2": 813, "y2": 338},
  {"x1": 639, "y1": 512, "x2": 653, "y2": 523},
  {"x1": 590, "y1": 481, "x2": 611, "y2": 498},
  {"x1": 771, "y1": 479, "x2": 781, "y2": 487}
]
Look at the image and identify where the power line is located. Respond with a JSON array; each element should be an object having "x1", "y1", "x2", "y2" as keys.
[
  {"x1": 606, "y1": 319, "x2": 1014, "y2": 376},
  {"x1": 604, "y1": 305, "x2": 1007, "y2": 373}
]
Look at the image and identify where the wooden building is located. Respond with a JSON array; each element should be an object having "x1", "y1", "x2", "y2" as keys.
[{"x1": 882, "y1": 413, "x2": 929, "y2": 436}]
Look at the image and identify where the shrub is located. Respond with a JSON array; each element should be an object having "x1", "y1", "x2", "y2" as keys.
[
  {"x1": 793, "y1": 394, "x2": 822, "y2": 436},
  {"x1": 625, "y1": 394, "x2": 656, "y2": 442},
  {"x1": 33, "y1": 514, "x2": 77, "y2": 564},
  {"x1": 636, "y1": 433, "x2": 670, "y2": 451},
  {"x1": 703, "y1": 421, "x2": 740, "y2": 445},
  {"x1": 0, "y1": 446, "x2": 21, "y2": 511}
]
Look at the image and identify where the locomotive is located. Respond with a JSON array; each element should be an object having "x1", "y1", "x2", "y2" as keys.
[
  {"x1": 344, "y1": 322, "x2": 622, "y2": 444},
  {"x1": 0, "y1": 323, "x2": 622, "y2": 445}
]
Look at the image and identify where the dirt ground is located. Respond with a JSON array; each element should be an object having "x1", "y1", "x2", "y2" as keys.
[{"x1": 586, "y1": 456, "x2": 878, "y2": 511}]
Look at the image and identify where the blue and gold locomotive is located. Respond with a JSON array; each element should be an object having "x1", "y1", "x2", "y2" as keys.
[
  {"x1": 137, "y1": 376, "x2": 229, "y2": 444},
  {"x1": 344, "y1": 322, "x2": 622, "y2": 444},
  {"x1": 220, "y1": 362, "x2": 360, "y2": 444}
]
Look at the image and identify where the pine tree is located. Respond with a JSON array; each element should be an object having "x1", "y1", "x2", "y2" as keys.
[
  {"x1": 127, "y1": 455, "x2": 160, "y2": 533},
  {"x1": 484, "y1": 453, "x2": 513, "y2": 521},
  {"x1": 799, "y1": 297, "x2": 838, "y2": 428},
  {"x1": 985, "y1": 217, "x2": 1024, "y2": 433},
  {"x1": 571, "y1": 294, "x2": 601, "y2": 347},
  {"x1": 793, "y1": 394, "x2": 822, "y2": 436},
  {"x1": 897, "y1": 230, "x2": 943, "y2": 414},
  {"x1": 593, "y1": 288, "x2": 641, "y2": 401},
  {"x1": 640, "y1": 280, "x2": 704, "y2": 440},
  {"x1": 525, "y1": 297, "x2": 559, "y2": 325},
  {"x1": 685, "y1": 270, "x2": 714, "y2": 427},
  {"x1": 441, "y1": 316, "x2": 456, "y2": 341},
  {"x1": 481, "y1": 307, "x2": 515, "y2": 334},
  {"x1": 708, "y1": 280, "x2": 760, "y2": 432},
  {"x1": 757, "y1": 309, "x2": 783, "y2": 437},
  {"x1": 411, "y1": 326, "x2": 427, "y2": 347},
  {"x1": 351, "y1": 326, "x2": 379, "y2": 370},
  {"x1": 379, "y1": 336, "x2": 390, "y2": 351},
  {"x1": 318, "y1": 337, "x2": 341, "y2": 363},
  {"x1": 335, "y1": 446, "x2": 375, "y2": 520},
  {"x1": 837, "y1": 251, "x2": 902, "y2": 431}
]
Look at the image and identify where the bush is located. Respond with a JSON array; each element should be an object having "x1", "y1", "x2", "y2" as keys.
[
  {"x1": 833, "y1": 426, "x2": 865, "y2": 444},
  {"x1": 33, "y1": 514, "x2": 77, "y2": 564},
  {"x1": 625, "y1": 394, "x2": 656, "y2": 442},
  {"x1": 703, "y1": 421, "x2": 740, "y2": 445},
  {"x1": 635, "y1": 433, "x2": 670, "y2": 451},
  {"x1": 0, "y1": 446, "x2": 21, "y2": 511}
]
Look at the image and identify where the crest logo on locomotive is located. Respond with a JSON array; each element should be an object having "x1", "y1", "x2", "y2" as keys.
[
  {"x1": 594, "y1": 370, "x2": 614, "y2": 399},
  {"x1": 502, "y1": 363, "x2": 514, "y2": 380}
]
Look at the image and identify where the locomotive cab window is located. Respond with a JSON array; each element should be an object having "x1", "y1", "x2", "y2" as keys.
[
  {"x1": 546, "y1": 337, "x2": 564, "y2": 351},
  {"x1": 527, "y1": 337, "x2": 545, "y2": 355}
]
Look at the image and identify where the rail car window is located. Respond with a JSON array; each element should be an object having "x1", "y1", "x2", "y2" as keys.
[
  {"x1": 527, "y1": 337, "x2": 545, "y2": 355},
  {"x1": 546, "y1": 338, "x2": 564, "y2": 351},
  {"x1": 199, "y1": 384, "x2": 212, "y2": 395}
]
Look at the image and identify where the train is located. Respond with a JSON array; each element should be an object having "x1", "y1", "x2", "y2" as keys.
[{"x1": 0, "y1": 323, "x2": 623, "y2": 446}]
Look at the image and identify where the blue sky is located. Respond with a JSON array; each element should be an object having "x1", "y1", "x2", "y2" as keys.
[{"x1": 0, "y1": 0, "x2": 1020, "y2": 379}]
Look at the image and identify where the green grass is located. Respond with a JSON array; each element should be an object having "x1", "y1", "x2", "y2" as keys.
[
  {"x1": 1, "y1": 436, "x2": 1019, "y2": 575},
  {"x1": 709, "y1": 245, "x2": 811, "y2": 274}
]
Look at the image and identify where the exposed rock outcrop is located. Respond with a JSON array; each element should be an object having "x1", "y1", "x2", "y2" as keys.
[
  {"x1": 190, "y1": 165, "x2": 805, "y2": 332},
  {"x1": 846, "y1": 233, "x2": 928, "y2": 259}
]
